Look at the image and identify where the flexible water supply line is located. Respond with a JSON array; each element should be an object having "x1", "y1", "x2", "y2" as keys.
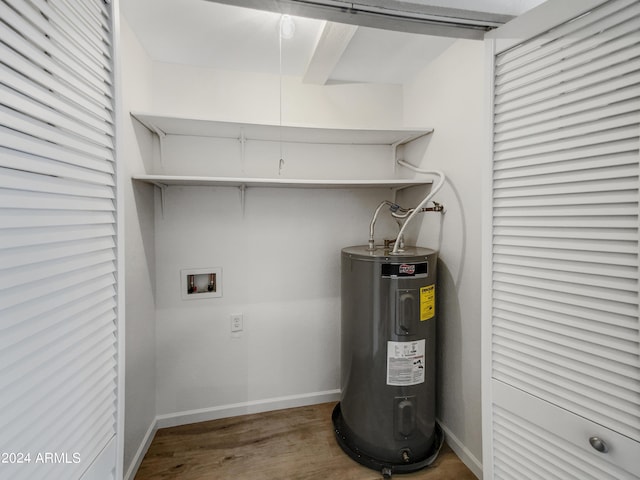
[
  {"x1": 369, "y1": 200, "x2": 400, "y2": 251},
  {"x1": 392, "y1": 160, "x2": 446, "y2": 254},
  {"x1": 368, "y1": 201, "x2": 414, "y2": 250},
  {"x1": 369, "y1": 201, "x2": 395, "y2": 250}
]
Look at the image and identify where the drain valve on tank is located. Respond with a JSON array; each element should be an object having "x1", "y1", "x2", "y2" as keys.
[{"x1": 401, "y1": 450, "x2": 411, "y2": 463}]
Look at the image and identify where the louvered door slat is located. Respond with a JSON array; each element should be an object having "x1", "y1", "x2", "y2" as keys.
[
  {"x1": 495, "y1": 295, "x2": 637, "y2": 333},
  {"x1": 494, "y1": 204, "x2": 637, "y2": 220},
  {"x1": 0, "y1": 21, "x2": 110, "y2": 112},
  {"x1": 26, "y1": 0, "x2": 111, "y2": 61},
  {"x1": 494, "y1": 158, "x2": 638, "y2": 184},
  {"x1": 494, "y1": 271, "x2": 636, "y2": 303},
  {"x1": 494, "y1": 279, "x2": 636, "y2": 316},
  {"x1": 1, "y1": 84, "x2": 113, "y2": 149},
  {"x1": 0, "y1": 207, "x2": 115, "y2": 229},
  {"x1": 494, "y1": 225, "x2": 637, "y2": 242},
  {"x1": 0, "y1": 106, "x2": 112, "y2": 160},
  {"x1": 495, "y1": 437, "x2": 568, "y2": 480},
  {"x1": 497, "y1": 56, "x2": 640, "y2": 119},
  {"x1": 0, "y1": 263, "x2": 115, "y2": 314},
  {"x1": 0, "y1": 148, "x2": 115, "y2": 186},
  {"x1": 495, "y1": 343, "x2": 638, "y2": 403},
  {"x1": 493, "y1": 244, "x2": 636, "y2": 267},
  {"x1": 493, "y1": 403, "x2": 637, "y2": 480},
  {"x1": 494, "y1": 262, "x2": 636, "y2": 291},
  {"x1": 493, "y1": 350, "x2": 639, "y2": 420},
  {"x1": 2, "y1": 277, "x2": 116, "y2": 330},
  {"x1": 1, "y1": 298, "x2": 116, "y2": 354},
  {"x1": 494, "y1": 177, "x2": 638, "y2": 198},
  {"x1": 1, "y1": 126, "x2": 114, "y2": 172},
  {"x1": 495, "y1": 110, "x2": 640, "y2": 151},
  {"x1": 0, "y1": 224, "x2": 116, "y2": 249},
  {"x1": 0, "y1": 43, "x2": 112, "y2": 125},
  {"x1": 0, "y1": 250, "x2": 115, "y2": 292},
  {"x1": 1, "y1": 62, "x2": 113, "y2": 137},
  {"x1": 497, "y1": 76, "x2": 640, "y2": 133},
  {"x1": 7, "y1": 0, "x2": 112, "y2": 78},
  {"x1": 0, "y1": 168, "x2": 114, "y2": 199},
  {"x1": 0, "y1": 189, "x2": 115, "y2": 212},
  {"x1": 493, "y1": 312, "x2": 638, "y2": 356},
  {"x1": 0, "y1": 238, "x2": 115, "y2": 273},
  {"x1": 494, "y1": 214, "x2": 637, "y2": 228},
  {"x1": 1, "y1": 332, "x2": 115, "y2": 441},
  {"x1": 493, "y1": 323, "x2": 639, "y2": 385},
  {"x1": 494, "y1": 0, "x2": 638, "y2": 69},
  {"x1": 495, "y1": 81, "x2": 640, "y2": 135},
  {"x1": 53, "y1": 0, "x2": 111, "y2": 46},
  {"x1": 494, "y1": 336, "x2": 638, "y2": 392},
  {"x1": 495, "y1": 88, "x2": 640, "y2": 141},
  {"x1": 494, "y1": 126, "x2": 639, "y2": 161},
  {"x1": 0, "y1": 2, "x2": 111, "y2": 94},
  {"x1": 496, "y1": 14, "x2": 640, "y2": 95},
  {"x1": 494, "y1": 138, "x2": 638, "y2": 170},
  {"x1": 494, "y1": 253, "x2": 637, "y2": 281}
]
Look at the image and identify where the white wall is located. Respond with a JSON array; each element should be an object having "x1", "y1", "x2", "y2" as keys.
[
  {"x1": 151, "y1": 62, "x2": 404, "y2": 129},
  {"x1": 403, "y1": 39, "x2": 485, "y2": 476},
  {"x1": 149, "y1": 62, "x2": 414, "y2": 421},
  {"x1": 120, "y1": 17, "x2": 157, "y2": 477},
  {"x1": 154, "y1": 185, "x2": 404, "y2": 416}
]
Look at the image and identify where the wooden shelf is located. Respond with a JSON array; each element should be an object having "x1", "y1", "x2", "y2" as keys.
[
  {"x1": 131, "y1": 112, "x2": 433, "y2": 146},
  {"x1": 131, "y1": 113, "x2": 434, "y2": 216},
  {"x1": 133, "y1": 175, "x2": 432, "y2": 189}
]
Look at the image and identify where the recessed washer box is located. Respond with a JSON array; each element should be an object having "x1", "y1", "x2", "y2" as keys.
[{"x1": 181, "y1": 267, "x2": 222, "y2": 300}]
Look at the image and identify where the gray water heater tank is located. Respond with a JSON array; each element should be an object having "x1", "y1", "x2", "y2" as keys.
[{"x1": 333, "y1": 245, "x2": 442, "y2": 477}]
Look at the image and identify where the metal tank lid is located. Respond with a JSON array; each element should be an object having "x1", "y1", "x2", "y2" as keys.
[{"x1": 342, "y1": 245, "x2": 436, "y2": 261}]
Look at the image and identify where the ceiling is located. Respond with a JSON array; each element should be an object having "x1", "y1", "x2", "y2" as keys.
[{"x1": 121, "y1": 0, "x2": 546, "y2": 85}]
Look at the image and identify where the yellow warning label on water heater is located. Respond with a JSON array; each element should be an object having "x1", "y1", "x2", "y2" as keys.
[{"x1": 420, "y1": 285, "x2": 435, "y2": 321}]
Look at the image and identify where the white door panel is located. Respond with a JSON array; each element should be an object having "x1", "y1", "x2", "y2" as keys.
[
  {"x1": 483, "y1": 0, "x2": 640, "y2": 478},
  {"x1": 0, "y1": 0, "x2": 121, "y2": 478}
]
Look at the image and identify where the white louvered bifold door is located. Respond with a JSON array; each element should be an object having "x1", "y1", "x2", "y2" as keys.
[
  {"x1": 0, "y1": 0, "x2": 119, "y2": 479},
  {"x1": 484, "y1": 0, "x2": 640, "y2": 478}
]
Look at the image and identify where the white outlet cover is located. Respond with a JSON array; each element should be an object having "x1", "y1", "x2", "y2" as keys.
[{"x1": 231, "y1": 314, "x2": 243, "y2": 332}]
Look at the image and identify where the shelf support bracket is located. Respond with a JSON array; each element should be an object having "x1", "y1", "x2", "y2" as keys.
[
  {"x1": 152, "y1": 182, "x2": 167, "y2": 219},
  {"x1": 148, "y1": 123, "x2": 167, "y2": 171},
  {"x1": 239, "y1": 130, "x2": 246, "y2": 174},
  {"x1": 239, "y1": 184, "x2": 246, "y2": 216}
]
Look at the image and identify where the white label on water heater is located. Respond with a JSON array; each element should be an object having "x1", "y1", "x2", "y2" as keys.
[{"x1": 386, "y1": 339, "x2": 426, "y2": 386}]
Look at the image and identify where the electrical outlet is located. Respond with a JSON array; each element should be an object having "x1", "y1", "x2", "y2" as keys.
[{"x1": 231, "y1": 314, "x2": 243, "y2": 333}]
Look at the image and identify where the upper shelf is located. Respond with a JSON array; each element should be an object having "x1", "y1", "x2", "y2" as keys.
[
  {"x1": 131, "y1": 112, "x2": 433, "y2": 146},
  {"x1": 133, "y1": 175, "x2": 432, "y2": 189}
]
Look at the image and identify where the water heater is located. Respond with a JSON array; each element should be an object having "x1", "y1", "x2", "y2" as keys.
[{"x1": 333, "y1": 245, "x2": 442, "y2": 478}]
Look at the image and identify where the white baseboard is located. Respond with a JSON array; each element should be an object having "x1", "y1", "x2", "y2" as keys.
[
  {"x1": 438, "y1": 419, "x2": 483, "y2": 479},
  {"x1": 124, "y1": 420, "x2": 157, "y2": 480},
  {"x1": 156, "y1": 389, "x2": 341, "y2": 429}
]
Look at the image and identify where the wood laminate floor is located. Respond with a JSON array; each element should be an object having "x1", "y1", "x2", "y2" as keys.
[{"x1": 135, "y1": 402, "x2": 477, "y2": 480}]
